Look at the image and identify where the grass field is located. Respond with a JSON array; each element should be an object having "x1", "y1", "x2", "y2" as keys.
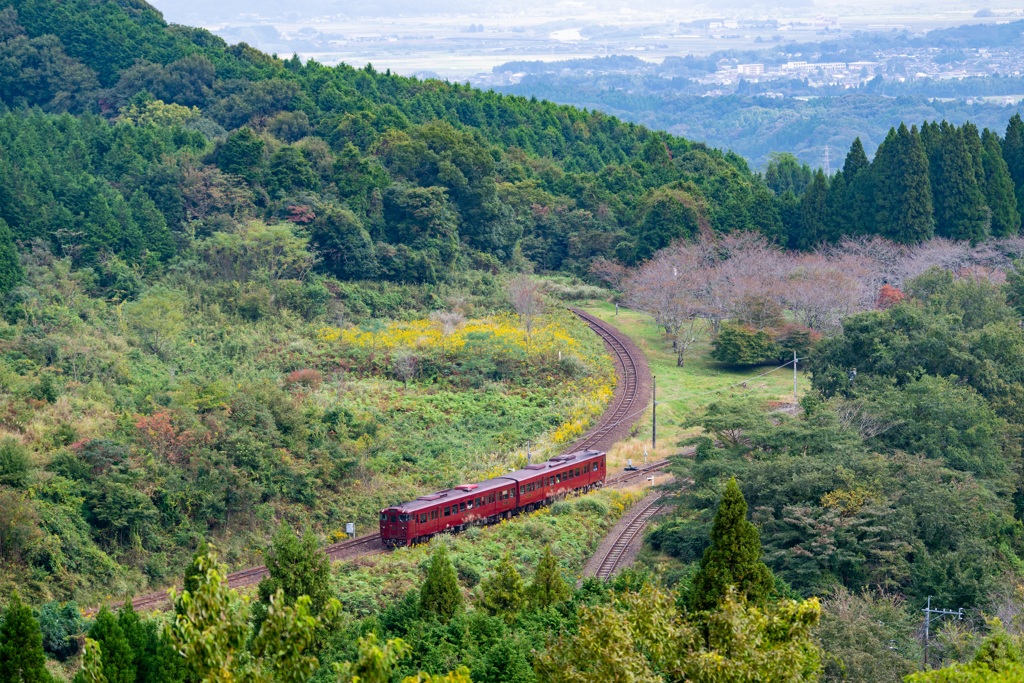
[{"x1": 581, "y1": 301, "x2": 811, "y2": 464}]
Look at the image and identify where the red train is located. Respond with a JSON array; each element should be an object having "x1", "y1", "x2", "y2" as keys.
[{"x1": 379, "y1": 449, "x2": 608, "y2": 547}]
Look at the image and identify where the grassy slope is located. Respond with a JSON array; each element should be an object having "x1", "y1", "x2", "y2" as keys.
[{"x1": 581, "y1": 301, "x2": 811, "y2": 464}]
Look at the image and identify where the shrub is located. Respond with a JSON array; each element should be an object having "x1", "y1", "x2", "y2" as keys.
[
  {"x1": 284, "y1": 369, "x2": 323, "y2": 390},
  {"x1": 36, "y1": 601, "x2": 84, "y2": 661},
  {"x1": 0, "y1": 437, "x2": 30, "y2": 487},
  {"x1": 711, "y1": 323, "x2": 779, "y2": 366}
]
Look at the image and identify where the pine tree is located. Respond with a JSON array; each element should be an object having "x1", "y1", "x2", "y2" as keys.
[
  {"x1": 842, "y1": 138, "x2": 869, "y2": 178},
  {"x1": 1004, "y1": 114, "x2": 1024, "y2": 217},
  {"x1": 982, "y1": 128, "x2": 1021, "y2": 237},
  {"x1": 419, "y1": 544, "x2": 463, "y2": 623},
  {"x1": 527, "y1": 546, "x2": 571, "y2": 609},
  {"x1": 0, "y1": 593, "x2": 51, "y2": 683},
  {"x1": 875, "y1": 124, "x2": 935, "y2": 244},
  {"x1": 75, "y1": 609, "x2": 134, "y2": 683},
  {"x1": 689, "y1": 478, "x2": 775, "y2": 611},
  {"x1": 931, "y1": 122, "x2": 989, "y2": 242},
  {"x1": 479, "y1": 554, "x2": 526, "y2": 621},
  {"x1": 825, "y1": 171, "x2": 849, "y2": 240}
]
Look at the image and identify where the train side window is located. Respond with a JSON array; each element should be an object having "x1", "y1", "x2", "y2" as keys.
[
  {"x1": 420, "y1": 514, "x2": 427, "y2": 523},
  {"x1": 444, "y1": 506, "x2": 450, "y2": 516},
  {"x1": 460, "y1": 502, "x2": 466, "y2": 512},
  {"x1": 520, "y1": 486, "x2": 525, "y2": 495},
  {"x1": 467, "y1": 500, "x2": 473, "y2": 509}
]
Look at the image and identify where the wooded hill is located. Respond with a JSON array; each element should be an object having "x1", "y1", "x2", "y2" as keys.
[{"x1": 2, "y1": 0, "x2": 1022, "y2": 295}]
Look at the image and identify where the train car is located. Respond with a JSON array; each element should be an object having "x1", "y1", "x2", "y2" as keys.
[{"x1": 380, "y1": 449, "x2": 607, "y2": 548}]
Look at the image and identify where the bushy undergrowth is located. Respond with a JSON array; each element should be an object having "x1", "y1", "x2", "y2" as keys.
[
  {"x1": 330, "y1": 488, "x2": 639, "y2": 616},
  {"x1": 0, "y1": 231, "x2": 614, "y2": 605}
]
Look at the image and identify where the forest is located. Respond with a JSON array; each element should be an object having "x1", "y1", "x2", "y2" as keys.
[{"x1": 4, "y1": 1, "x2": 1024, "y2": 682}]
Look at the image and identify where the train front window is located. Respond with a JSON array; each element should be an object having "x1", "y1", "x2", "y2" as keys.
[{"x1": 380, "y1": 513, "x2": 388, "y2": 521}]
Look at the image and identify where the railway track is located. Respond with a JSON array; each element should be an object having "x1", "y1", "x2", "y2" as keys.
[
  {"x1": 568, "y1": 308, "x2": 652, "y2": 453},
  {"x1": 89, "y1": 309, "x2": 650, "y2": 615},
  {"x1": 594, "y1": 494, "x2": 665, "y2": 580}
]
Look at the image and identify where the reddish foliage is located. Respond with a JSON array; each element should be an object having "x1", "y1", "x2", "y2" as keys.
[
  {"x1": 284, "y1": 369, "x2": 323, "y2": 390},
  {"x1": 286, "y1": 204, "x2": 316, "y2": 224},
  {"x1": 876, "y1": 284, "x2": 906, "y2": 309},
  {"x1": 134, "y1": 411, "x2": 196, "y2": 464}
]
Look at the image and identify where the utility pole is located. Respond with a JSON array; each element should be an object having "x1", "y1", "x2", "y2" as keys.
[
  {"x1": 824, "y1": 144, "x2": 831, "y2": 175},
  {"x1": 652, "y1": 375, "x2": 657, "y2": 451},
  {"x1": 793, "y1": 351, "x2": 799, "y2": 405},
  {"x1": 527, "y1": 441, "x2": 532, "y2": 465},
  {"x1": 922, "y1": 596, "x2": 964, "y2": 669}
]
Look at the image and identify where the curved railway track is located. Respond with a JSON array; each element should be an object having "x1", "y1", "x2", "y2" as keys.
[
  {"x1": 90, "y1": 309, "x2": 650, "y2": 615},
  {"x1": 568, "y1": 308, "x2": 652, "y2": 453},
  {"x1": 594, "y1": 494, "x2": 665, "y2": 580}
]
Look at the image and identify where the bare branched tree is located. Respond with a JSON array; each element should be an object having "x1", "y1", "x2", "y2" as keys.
[
  {"x1": 429, "y1": 310, "x2": 465, "y2": 356},
  {"x1": 624, "y1": 241, "x2": 712, "y2": 367},
  {"x1": 508, "y1": 275, "x2": 545, "y2": 341},
  {"x1": 391, "y1": 351, "x2": 417, "y2": 387}
]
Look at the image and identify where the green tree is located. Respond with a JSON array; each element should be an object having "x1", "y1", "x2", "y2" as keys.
[
  {"x1": 256, "y1": 525, "x2": 331, "y2": 624},
  {"x1": 633, "y1": 188, "x2": 704, "y2": 262},
  {"x1": 874, "y1": 124, "x2": 935, "y2": 244},
  {"x1": 419, "y1": 544, "x2": 463, "y2": 623},
  {"x1": 690, "y1": 478, "x2": 774, "y2": 611},
  {"x1": 842, "y1": 138, "x2": 869, "y2": 178},
  {"x1": 1004, "y1": 113, "x2": 1024, "y2": 214},
  {"x1": 527, "y1": 546, "x2": 571, "y2": 609},
  {"x1": 309, "y1": 206, "x2": 378, "y2": 280},
  {"x1": 0, "y1": 218, "x2": 22, "y2": 295},
  {"x1": 537, "y1": 584, "x2": 822, "y2": 683},
  {"x1": 166, "y1": 548, "x2": 339, "y2": 683},
  {"x1": 0, "y1": 593, "x2": 51, "y2": 683},
  {"x1": 214, "y1": 128, "x2": 265, "y2": 184},
  {"x1": 790, "y1": 169, "x2": 829, "y2": 250},
  {"x1": 479, "y1": 554, "x2": 526, "y2": 621},
  {"x1": 75, "y1": 608, "x2": 133, "y2": 683},
  {"x1": 982, "y1": 128, "x2": 1021, "y2": 237},
  {"x1": 931, "y1": 122, "x2": 989, "y2": 242}
]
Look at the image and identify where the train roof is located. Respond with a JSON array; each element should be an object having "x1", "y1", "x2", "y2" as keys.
[
  {"x1": 384, "y1": 476, "x2": 516, "y2": 513},
  {"x1": 502, "y1": 449, "x2": 604, "y2": 482}
]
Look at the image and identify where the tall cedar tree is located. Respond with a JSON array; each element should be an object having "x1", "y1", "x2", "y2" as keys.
[
  {"x1": 982, "y1": 128, "x2": 1021, "y2": 237},
  {"x1": 479, "y1": 553, "x2": 526, "y2": 621},
  {"x1": 842, "y1": 138, "x2": 869, "y2": 177},
  {"x1": 792, "y1": 169, "x2": 830, "y2": 250},
  {"x1": 528, "y1": 546, "x2": 571, "y2": 609},
  {"x1": 75, "y1": 608, "x2": 134, "y2": 683},
  {"x1": 874, "y1": 124, "x2": 935, "y2": 244},
  {"x1": 931, "y1": 122, "x2": 989, "y2": 242},
  {"x1": 256, "y1": 525, "x2": 331, "y2": 619},
  {"x1": 844, "y1": 139, "x2": 877, "y2": 235},
  {"x1": 0, "y1": 219, "x2": 21, "y2": 296},
  {"x1": 115, "y1": 603, "x2": 184, "y2": 683},
  {"x1": 0, "y1": 593, "x2": 51, "y2": 683},
  {"x1": 1003, "y1": 114, "x2": 1024, "y2": 220},
  {"x1": 420, "y1": 543, "x2": 463, "y2": 623},
  {"x1": 690, "y1": 477, "x2": 775, "y2": 611}
]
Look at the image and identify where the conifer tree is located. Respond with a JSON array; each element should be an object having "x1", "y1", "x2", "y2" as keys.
[
  {"x1": 527, "y1": 546, "x2": 571, "y2": 609},
  {"x1": 1004, "y1": 114, "x2": 1024, "y2": 215},
  {"x1": 874, "y1": 124, "x2": 935, "y2": 244},
  {"x1": 792, "y1": 169, "x2": 829, "y2": 250},
  {"x1": 256, "y1": 525, "x2": 331, "y2": 623},
  {"x1": 982, "y1": 128, "x2": 1021, "y2": 237},
  {"x1": 0, "y1": 593, "x2": 51, "y2": 683},
  {"x1": 419, "y1": 544, "x2": 463, "y2": 623},
  {"x1": 961, "y1": 122, "x2": 986, "y2": 186},
  {"x1": 76, "y1": 609, "x2": 134, "y2": 683},
  {"x1": 689, "y1": 478, "x2": 775, "y2": 611},
  {"x1": 931, "y1": 122, "x2": 989, "y2": 242},
  {"x1": 842, "y1": 138, "x2": 869, "y2": 178},
  {"x1": 0, "y1": 219, "x2": 22, "y2": 297},
  {"x1": 479, "y1": 554, "x2": 526, "y2": 621}
]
